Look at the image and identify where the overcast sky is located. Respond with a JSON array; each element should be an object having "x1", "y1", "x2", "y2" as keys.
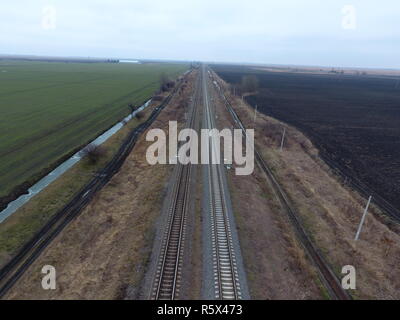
[{"x1": 1, "y1": 0, "x2": 399, "y2": 68}]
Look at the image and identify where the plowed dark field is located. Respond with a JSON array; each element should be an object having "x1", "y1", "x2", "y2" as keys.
[{"x1": 213, "y1": 65, "x2": 400, "y2": 215}]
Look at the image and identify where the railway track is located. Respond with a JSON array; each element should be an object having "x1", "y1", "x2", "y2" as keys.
[
  {"x1": 150, "y1": 72, "x2": 200, "y2": 300},
  {"x1": 209, "y1": 68, "x2": 351, "y2": 300},
  {"x1": 207, "y1": 163, "x2": 242, "y2": 299},
  {"x1": 203, "y1": 67, "x2": 242, "y2": 300},
  {"x1": 0, "y1": 73, "x2": 188, "y2": 299}
]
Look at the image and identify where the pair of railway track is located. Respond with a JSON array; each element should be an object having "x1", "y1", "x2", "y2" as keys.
[
  {"x1": 150, "y1": 67, "x2": 244, "y2": 300},
  {"x1": 210, "y1": 70, "x2": 352, "y2": 300},
  {"x1": 0, "y1": 76, "x2": 186, "y2": 298}
]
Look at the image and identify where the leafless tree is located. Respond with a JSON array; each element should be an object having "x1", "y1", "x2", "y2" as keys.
[
  {"x1": 160, "y1": 72, "x2": 176, "y2": 92},
  {"x1": 80, "y1": 144, "x2": 107, "y2": 165}
]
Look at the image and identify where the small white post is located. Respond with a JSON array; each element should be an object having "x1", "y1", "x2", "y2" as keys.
[
  {"x1": 354, "y1": 196, "x2": 372, "y2": 241},
  {"x1": 253, "y1": 105, "x2": 258, "y2": 124},
  {"x1": 280, "y1": 128, "x2": 286, "y2": 151}
]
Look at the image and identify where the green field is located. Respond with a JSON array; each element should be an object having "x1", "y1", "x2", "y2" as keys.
[{"x1": 0, "y1": 60, "x2": 187, "y2": 199}]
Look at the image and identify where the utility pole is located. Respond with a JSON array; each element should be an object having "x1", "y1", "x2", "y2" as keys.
[
  {"x1": 354, "y1": 196, "x2": 372, "y2": 241},
  {"x1": 280, "y1": 128, "x2": 286, "y2": 151}
]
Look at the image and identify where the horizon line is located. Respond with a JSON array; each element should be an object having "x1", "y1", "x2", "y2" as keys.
[{"x1": 1, "y1": 52, "x2": 400, "y2": 71}]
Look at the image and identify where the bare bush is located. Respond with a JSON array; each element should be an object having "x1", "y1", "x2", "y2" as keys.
[
  {"x1": 160, "y1": 72, "x2": 169, "y2": 86},
  {"x1": 135, "y1": 111, "x2": 145, "y2": 120},
  {"x1": 261, "y1": 122, "x2": 284, "y2": 146},
  {"x1": 230, "y1": 84, "x2": 242, "y2": 96},
  {"x1": 80, "y1": 144, "x2": 107, "y2": 165},
  {"x1": 166, "y1": 80, "x2": 175, "y2": 89}
]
